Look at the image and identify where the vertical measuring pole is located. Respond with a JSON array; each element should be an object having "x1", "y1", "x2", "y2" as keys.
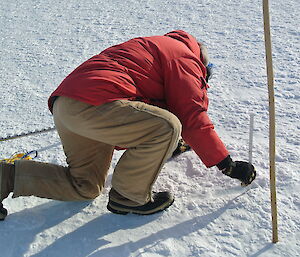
[
  {"x1": 262, "y1": 0, "x2": 278, "y2": 243},
  {"x1": 248, "y1": 113, "x2": 255, "y2": 164}
]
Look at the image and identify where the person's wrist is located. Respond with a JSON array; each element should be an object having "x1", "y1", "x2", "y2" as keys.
[{"x1": 216, "y1": 155, "x2": 233, "y2": 170}]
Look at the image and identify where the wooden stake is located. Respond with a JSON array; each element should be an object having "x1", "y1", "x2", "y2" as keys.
[{"x1": 262, "y1": 0, "x2": 279, "y2": 243}]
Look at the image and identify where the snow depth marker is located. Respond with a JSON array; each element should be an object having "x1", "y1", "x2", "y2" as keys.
[{"x1": 262, "y1": 0, "x2": 279, "y2": 244}]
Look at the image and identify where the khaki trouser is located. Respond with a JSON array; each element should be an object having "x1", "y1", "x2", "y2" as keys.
[{"x1": 13, "y1": 97, "x2": 181, "y2": 205}]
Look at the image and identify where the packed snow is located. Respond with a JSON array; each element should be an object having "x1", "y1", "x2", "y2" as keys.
[{"x1": 0, "y1": 0, "x2": 299, "y2": 256}]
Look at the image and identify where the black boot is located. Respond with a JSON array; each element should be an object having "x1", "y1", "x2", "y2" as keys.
[
  {"x1": 0, "y1": 203, "x2": 8, "y2": 220},
  {"x1": 171, "y1": 139, "x2": 191, "y2": 158},
  {"x1": 107, "y1": 189, "x2": 174, "y2": 215},
  {"x1": 0, "y1": 162, "x2": 15, "y2": 221}
]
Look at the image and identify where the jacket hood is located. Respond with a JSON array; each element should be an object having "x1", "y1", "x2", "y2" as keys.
[{"x1": 164, "y1": 30, "x2": 201, "y2": 58}]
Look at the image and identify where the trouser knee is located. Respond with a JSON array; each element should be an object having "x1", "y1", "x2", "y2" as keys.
[
  {"x1": 70, "y1": 176, "x2": 103, "y2": 200},
  {"x1": 164, "y1": 113, "x2": 182, "y2": 145}
]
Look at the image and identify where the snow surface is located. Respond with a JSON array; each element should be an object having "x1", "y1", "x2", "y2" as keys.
[{"x1": 0, "y1": 0, "x2": 299, "y2": 256}]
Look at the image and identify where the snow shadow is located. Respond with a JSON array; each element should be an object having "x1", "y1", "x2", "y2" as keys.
[
  {"x1": 28, "y1": 212, "x2": 161, "y2": 257},
  {"x1": 0, "y1": 200, "x2": 90, "y2": 257},
  {"x1": 0, "y1": 189, "x2": 271, "y2": 257},
  {"x1": 249, "y1": 243, "x2": 276, "y2": 257},
  {"x1": 28, "y1": 196, "x2": 244, "y2": 257}
]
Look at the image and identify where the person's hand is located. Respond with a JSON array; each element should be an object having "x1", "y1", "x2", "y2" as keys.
[{"x1": 217, "y1": 156, "x2": 256, "y2": 186}]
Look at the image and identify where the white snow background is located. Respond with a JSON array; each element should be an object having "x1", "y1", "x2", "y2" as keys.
[{"x1": 0, "y1": 0, "x2": 299, "y2": 256}]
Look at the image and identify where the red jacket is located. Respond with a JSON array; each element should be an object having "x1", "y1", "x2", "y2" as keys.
[{"x1": 49, "y1": 30, "x2": 228, "y2": 167}]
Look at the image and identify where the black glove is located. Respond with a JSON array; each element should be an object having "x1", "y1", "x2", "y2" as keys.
[
  {"x1": 217, "y1": 156, "x2": 256, "y2": 186},
  {"x1": 172, "y1": 139, "x2": 191, "y2": 158}
]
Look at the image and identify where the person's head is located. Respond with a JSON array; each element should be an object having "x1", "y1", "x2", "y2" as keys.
[
  {"x1": 197, "y1": 42, "x2": 209, "y2": 66},
  {"x1": 198, "y1": 42, "x2": 213, "y2": 82}
]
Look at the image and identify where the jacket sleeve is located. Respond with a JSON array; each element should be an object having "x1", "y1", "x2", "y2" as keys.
[{"x1": 164, "y1": 56, "x2": 228, "y2": 167}]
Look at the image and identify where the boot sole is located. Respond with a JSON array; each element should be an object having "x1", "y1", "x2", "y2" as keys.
[{"x1": 107, "y1": 198, "x2": 174, "y2": 215}]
